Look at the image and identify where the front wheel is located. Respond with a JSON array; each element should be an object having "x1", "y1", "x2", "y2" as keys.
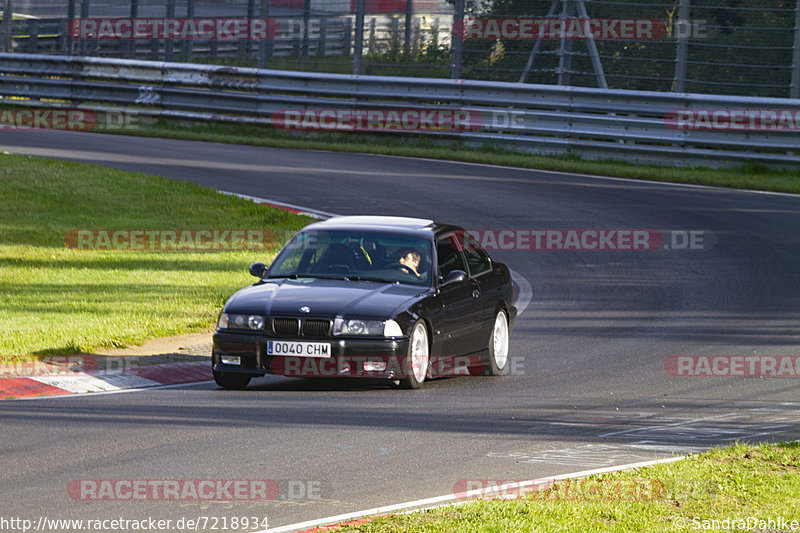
[
  {"x1": 485, "y1": 309, "x2": 510, "y2": 376},
  {"x1": 400, "y1": 320, "x2": 429, "y2": 389},
  {"x1": 213, "y1": 370, "x2": 251, "y2": 390}
]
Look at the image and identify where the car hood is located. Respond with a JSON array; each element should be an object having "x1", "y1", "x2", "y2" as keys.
[{"x1": 225, "y1": 277, "x2": 430, "y2": 318}]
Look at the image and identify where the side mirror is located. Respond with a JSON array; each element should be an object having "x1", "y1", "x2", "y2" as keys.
[
  {"x1": 441, "y1": 269, "x2": 467, "y2": 286},
  {"x1": 249, "y1": 261, "x2": 268, "y2": 278}
]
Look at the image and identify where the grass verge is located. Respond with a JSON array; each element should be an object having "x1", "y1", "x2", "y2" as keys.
[
  {"x1": 114, "y1": 119, "x2": 800, "y2": 195},
  {"x1": 323, "y1": 441, "x2": 800, "y2": 532},
  {"x1": 0, "y1": 153, "x2": 311, "y2": 359}
]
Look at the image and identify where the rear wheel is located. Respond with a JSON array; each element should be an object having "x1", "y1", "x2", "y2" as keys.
[
  {"x1": 400, "y1": 320, "x2": 429, "y2": 389},
  {"x1": 213, "y1": 370, "x2": 251, "y2": 390}
]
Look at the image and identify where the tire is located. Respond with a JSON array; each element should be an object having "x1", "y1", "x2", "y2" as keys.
[
  {"x1": 484, "y1": 309, "x2": 510, "y2": 376},
  {"x1": 400, "y1": 320, "x2": 429, "y2": 389},
  {"x1": 213, "y1": 370, "x2": 251, "y2": 390}
]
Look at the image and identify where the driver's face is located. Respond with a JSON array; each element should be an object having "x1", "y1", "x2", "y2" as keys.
[{"x1": 401, "y1": 253, "x2": 420, "y2": 270}]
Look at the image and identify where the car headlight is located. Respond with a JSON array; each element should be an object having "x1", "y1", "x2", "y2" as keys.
[
  {"x1": 218, "y1": 313, "x2": 265, "y2": 330},
  {"x1": 334, "y1": 318, "x2": 404, "y2": 338},
  {"x1": 247, "y1": 315, "x2": 265, "y2": 330}
]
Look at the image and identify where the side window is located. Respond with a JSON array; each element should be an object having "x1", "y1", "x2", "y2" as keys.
[
  {"x1": 461, "y1": 233, "x2": 492, "y2": 276},
  {"x1": 436, "y1": 235, "x2": 467, "y2": 277}
]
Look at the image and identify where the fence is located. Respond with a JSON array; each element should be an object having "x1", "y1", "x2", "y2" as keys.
[
  {"x1": 0, "y1": 0, "x2": 799, "y2": 98},
  {"x1": 0, "y1": 0, "x2": 455, "y2": 78},
  {"x1": 0, "y1": 53, "x2": 797, "y2": 167}
]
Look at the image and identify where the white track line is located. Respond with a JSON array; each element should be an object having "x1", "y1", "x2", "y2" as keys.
[
  {"x1": 262, "y1": 455, "x2": 687, "y2": 533},
  {"x1": 359, "y1": 152, "x2": 800, "y2": 198},
  {"x1": 219, "y1": 191, "x2": 334, "y2": 219}
]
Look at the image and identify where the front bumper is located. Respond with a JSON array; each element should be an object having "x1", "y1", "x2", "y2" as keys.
[{"x1": 212, "y1": 331, "x2": 411, "y2": 379}]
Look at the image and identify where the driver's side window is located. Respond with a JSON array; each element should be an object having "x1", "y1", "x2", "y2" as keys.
[{"x1": 436, "y1": 235, "x2": 467, "y2": 277}]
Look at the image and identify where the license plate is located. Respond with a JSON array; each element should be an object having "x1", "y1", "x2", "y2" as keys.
[{"x1": 267, "y1": 340, "x2": 331, "y2": 358}]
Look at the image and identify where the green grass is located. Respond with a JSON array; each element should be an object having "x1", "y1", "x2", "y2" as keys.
[
  {"x1": 0, "y1": 153, "x2": 311, "y2": 359},
  {"x1": 118, "y1": 119, "x2": 800, "y2": 195},
  {"x1": 326, "y1": 441, "x2": 800, "y2": 532}
]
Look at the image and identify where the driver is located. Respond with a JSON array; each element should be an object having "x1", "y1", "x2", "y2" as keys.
[{"x1": 397, "y1": 248, "x2": 421, "y2": 277}]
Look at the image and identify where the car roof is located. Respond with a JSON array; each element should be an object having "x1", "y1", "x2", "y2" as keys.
[
  {"x1": 300, "y1": 216, "x2": 464, "y2": 240},
  {"x1": 311, "y1": 216, "x2": 434, "y2": 230}
]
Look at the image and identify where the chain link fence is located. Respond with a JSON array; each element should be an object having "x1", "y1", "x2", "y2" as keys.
[
  {"x1": 1, "y1": 0, "x2": 799, "y2": 97},
  {"x1": 462, "y1": 0, "x2": 800, "y2": 97}
]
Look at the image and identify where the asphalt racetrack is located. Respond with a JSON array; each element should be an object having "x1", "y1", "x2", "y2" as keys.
[{"x1": 1, "y1": 130, "x2": 799, "y2": 530}]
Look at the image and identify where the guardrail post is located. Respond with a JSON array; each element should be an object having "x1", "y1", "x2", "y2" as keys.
[
  {"x1": 318, "y1": 16, "x2": 327, "y2": 57},
  {"x1": 258, "y1": 0, "x2": 271, "y2": 68},
  {"x1": 79, "y1": 0, "x2": 89, "y2": 56},
  {"x1": 390, "y1": 17, "x2": 399, "y2": 54},
  {"x1": 367, "y1": 18, "x2": 375, "y2": 53},
  {"x1": 27, "y1": 18, "x2": 39, "y2": 53},
  {"x1": 404, "y1": 0, "x2": 412, "y2": 56},
  {"x1": 186, "y1": 0, "x2": 194, "y2": 61},
  {"x1": 128, "y1": 0, "x2": 138, "y2": 57},
  {"x1": 556, "y1": 0, "x2": 573, "y2": 86},
  {"x1": 66, "y1": 0, "x2": 75, "y2": 54},
  {"x1": 209, "y1": 30, "x2": 217, "y2": 60},
  {"x1": 165, "y1": 0, "x2": 175, "y2": 61},
  {"x1": 791, "y1": 0, "x2": 800, "y2": 98},
  {"x1": 674, "y1": 0, "x2": 690, "y2": 92},
  {"x1": 150, "y1": 32, "x2": 160, "y2": 59},
  {"x1": 353, "y1": 0, "x2": 365, "y2": 75},
  {"x1": 1, "y1": 0, "x2": 13, "y2": 53},
  {"x1": 342, "y1": 17, "x2": 352, "y2": 61},
  {"x1": 243, "y1": 0, "x2": 255, "y2": 61},
  {"x1": 451, "y1": 0, "x2": 464, "y2": 79},
  {"x1": 302, "y1": 0, "x2": 310, "y2": 59}
]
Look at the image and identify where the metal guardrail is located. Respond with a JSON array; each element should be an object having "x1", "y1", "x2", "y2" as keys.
[{"x1": 0, "y1": 53, "x2": 798, "y2": 167}]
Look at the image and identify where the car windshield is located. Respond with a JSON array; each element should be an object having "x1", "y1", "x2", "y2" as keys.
[{"x1": 267, "y1": 229, "x2": 433, "y2": 286}]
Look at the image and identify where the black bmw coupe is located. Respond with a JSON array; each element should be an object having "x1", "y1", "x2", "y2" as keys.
[{"x1": 212, "y1": 216, "x2": 516, "y2": 389}]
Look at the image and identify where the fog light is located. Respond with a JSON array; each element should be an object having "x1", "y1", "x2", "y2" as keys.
[
  {"x1": 339, "y1": 362, "x2": 350, "y2": 374},
  {"x1": 363, "y1": 360, "x2": 387, "y2": 372},
  {"x1": 221, "y1": 355, "x2": 241, "y2": 365},
  {"x1": 248, "y1": 315, "x2": 264, "y2": 330}
]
